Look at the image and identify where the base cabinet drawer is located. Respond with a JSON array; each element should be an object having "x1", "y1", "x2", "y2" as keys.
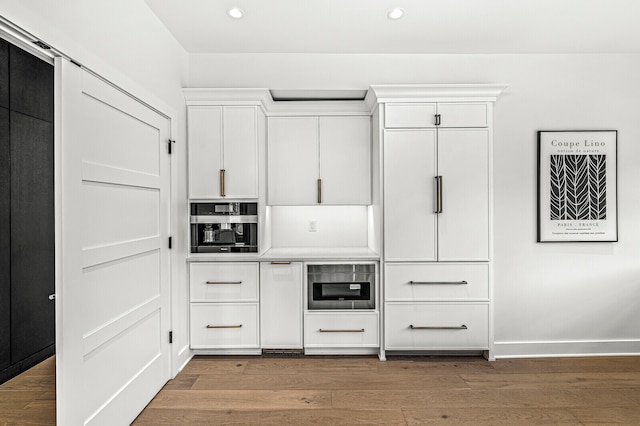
[
  {"x1": 304, "y1": 313, "x2": 379, "y2": 347},
  {"x1": 385, "y1": 303, "x2": 488, "y2": 350},
  {"x1": 190, "y1": 262, "x2": 259, "y2": 302},
  {"x1": 190, "y1": 303, "x2": 259, "y2": 349},
  {"x1": 385, "y1": 264, "x2": 489, "y2": 301}
]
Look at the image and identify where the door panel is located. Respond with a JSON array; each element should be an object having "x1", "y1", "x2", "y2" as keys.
[
  {"x1": 384, "y1": 129, "x2": 437, "y2": 261},
  {"x1": 319, "y1": 116, "x2": 371, "y2": 205},
  {"x1": 0, "y1": 106, "x2": 9, "y2": 370},
  {"x1": 268, "y1": 117, "x2": 318, "y2": 205},
  {"x1": 260, "y1": 262, "x2": 303, "y2": 349},
  {"x1": 57, "y1": 59, "x2": 171, "y2": 425},
  {"x1": 436, "y1": 103, "x2": 488, "y2": 128},
  {"x1": 10, "y1": 111, "x2": 55, "y2": 363},
  {"x1": 188, "y1": 106, "x2": 222, "y2": 199},
  {"x1": 223, "y1": 106, "x2": 258, "y2": 198},
  {"x1": 437, "y1": 129, "x2": 489, "y2": 261}
]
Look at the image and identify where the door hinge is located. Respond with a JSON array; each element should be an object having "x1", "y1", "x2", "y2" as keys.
[
  {"x1": 168, "y1": 139, "x2": 175, "y2": 154},
  {"x1": 169, "y1": 236, "x2": 172, "y2": 249},
  {"x1": 169, "y1": 331, "x2": 173, "y2": 344}
]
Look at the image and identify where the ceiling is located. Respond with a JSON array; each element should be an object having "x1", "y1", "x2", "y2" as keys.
[{"x1": 144, "y1": 0, "x2": 640, "y2": 54}]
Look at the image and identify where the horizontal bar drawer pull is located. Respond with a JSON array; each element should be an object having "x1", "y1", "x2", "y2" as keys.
[
  {"x1": 409, "y1": 280, "x2": 468, "y2": 285},
  {"x1": 409, "y1": 324, "x2": 468, "y2": 330},
  {"x1": 271, "y1": 261, "x2": 291, "y2": 265},
  {"x1": 319, "y1": 328, "x2": 365, "y2": 333},
  {"x1": 206, "y1": 281, "x2": 243, "y2": 285},
  {"x1": 206, "y1": 324, "x2": 243, "y2": 329}
]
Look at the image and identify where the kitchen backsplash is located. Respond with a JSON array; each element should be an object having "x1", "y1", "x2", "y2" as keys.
[{"x1": 270, "y1": 206, "x2": 369, "y2": 248}]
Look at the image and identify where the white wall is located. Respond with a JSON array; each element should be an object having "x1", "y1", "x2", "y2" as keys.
[
  {"x1": 188, "y1": 53, "x2": 640, "y2": 357},
  {"x1": 0, "y1": 0, "x2": 192, "y2": 371}
]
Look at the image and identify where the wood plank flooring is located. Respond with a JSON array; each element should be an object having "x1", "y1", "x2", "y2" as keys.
[
  {"x1": 134, "y1": 355, "x2": 640, "y2": 425},
  {"x1": 2, "y1": 355, "x2": 640, "y2": 425}
]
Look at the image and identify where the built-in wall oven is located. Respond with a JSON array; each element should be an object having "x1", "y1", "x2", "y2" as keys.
[
  {"x1": 307, "y1": 264, "x2": 375, "y2": 310},
  {"x1": 190, "y1": 202, "x2": 258, "y2": 253}
]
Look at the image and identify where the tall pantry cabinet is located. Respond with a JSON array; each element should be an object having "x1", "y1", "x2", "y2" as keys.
[{"x1": 372, "y1": 85, "x2": 506, "y2": 360}]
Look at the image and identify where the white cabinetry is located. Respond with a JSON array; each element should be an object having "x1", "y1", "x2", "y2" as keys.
[
  {"x1": 188, "y1": 106, "x2": 259, "y2": 199},
  {"x1": 376, "y1": 88, "x2": 504, "y2": 360},
  {"x1": 260, "y1": 262, "x2": 303, "y2": 349},
  {"x1": 189, "y1": 262, "x2": 260, "y2": 354},
  {"x1": 268, "y1": 116, "x2": 371, "y2": 205},
  {"x1": 383, "y1": 105, "x2": 489, "y2": 262}
]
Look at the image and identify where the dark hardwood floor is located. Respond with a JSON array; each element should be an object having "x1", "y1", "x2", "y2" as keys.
[{"x1": 2, "y1": 355, "x2": 640, "y2": 425}]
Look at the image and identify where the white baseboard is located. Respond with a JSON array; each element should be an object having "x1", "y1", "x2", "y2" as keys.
[{"x1": 494, "y1": 339, "x2": 640, "y2": 359}]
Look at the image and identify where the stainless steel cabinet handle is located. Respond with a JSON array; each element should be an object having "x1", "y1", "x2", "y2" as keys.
[
  {"x1": 206, "y1": 281, "x2": 242, "y2": 285},
  {"x1": 435, "y1": 114, "x2": 441, "y2": 126},
  {"x1": 409, "y1": 325, "x2": 467, "y2": 330},
  {"x1": 434, "y1": 176, "x2": 443, "y2": 213},
  {"x1": 271, "y1": 261, "x2": 291, "y2": 265},
  {"x1": 409, "y1": 280, "x2": 468, "y2": 285},
  {"x1": 220, "y1": 169, "x2": 226, "y2": 197},
  {"x1": 317, "y1": 178, "x2": 322, "y2": 204},
  {"x1": 319, "y1": 329, "x2": 365, "y2": 333},
  {"x1": 207, "y1": 324, "x2": 243, "y2": 329}
]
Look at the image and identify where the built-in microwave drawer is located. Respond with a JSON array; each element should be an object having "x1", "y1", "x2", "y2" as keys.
[
  {"x1": 304, "y1": 312, "x2": 379, "y2": 348},
  {"x1": 190, "y1": 303, "x2": 259, "y2": 349},
  {"x1": 190, "y1": 262, "x2": 259, "y2": 302},
  {"x1": 385, "y1": 264, "x2": 489, "y2": 301},
  {"x1": 385, "y1": 303, "x2": 488, "y2": 351}
]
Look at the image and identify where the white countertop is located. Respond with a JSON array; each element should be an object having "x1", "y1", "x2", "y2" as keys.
[{"x1": 187, "y1": 247, "x2": 379, "y2": 262}]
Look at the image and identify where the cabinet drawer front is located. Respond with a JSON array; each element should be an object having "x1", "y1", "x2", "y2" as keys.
[
  {"x1": 385, "y1": 303, "x2": 488, "y2": 350},
  {"x1": 190, "y1": 262, "x2": 259, "y2": 302},
  {"x1": 385, "y1": 103, "x2": 437, "y2": 128},
  {"x1": 304, "y1": 313, "x2": 379, "y2": 347},
  {"x1": 190, "y1": 303, "x2": 259, "y2": 349},
  {"x1": 385, "y1": 264, "x2": 488, "y2": 301},
  {"x1": 437, "y1": 103, "x2": 488, "y2": 128}
]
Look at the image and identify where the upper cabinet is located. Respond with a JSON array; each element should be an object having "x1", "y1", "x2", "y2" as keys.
[
  {"x1": 188, "y1": 106, "x2": 259, "y2": 200},
  {"x1": 268, "y1": 116, "x2": 371, "y2": 205},
  {"x1": 385, "y1": 102, "x2": 488, "y2": 128}
]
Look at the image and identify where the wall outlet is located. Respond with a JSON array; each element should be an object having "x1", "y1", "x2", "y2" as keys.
[{"x1": 308, "y1": 220, "x2": 317, "y2": 232}]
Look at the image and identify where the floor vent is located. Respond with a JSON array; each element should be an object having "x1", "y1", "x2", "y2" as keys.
[{"x1": 261, "y1": 349, "x2": 305, "y2": 358}]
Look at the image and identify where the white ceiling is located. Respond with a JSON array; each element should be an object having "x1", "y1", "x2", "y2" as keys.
[{"x1": 144, "y1": 0, "x2": 640, "y2": 54}]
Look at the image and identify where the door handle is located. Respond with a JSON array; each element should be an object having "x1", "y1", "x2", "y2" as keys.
[
  {"x1": 409, "y1": 324, "x2": 467, "y2": 330},
  {"x1": 48, "y1": 294, "x2": 55, "y2": 301},
  {"x1": 220, "y1": 169, "x2": 226, "y2": 197},
  {"x1": 409, "y1": 281, "x2": 468, "y2": 285},
  {"x1": 271, "y1": 261, "x2": 292, "y2": 265},
  {"x1": 206, "y1": 281, "x2": 242, "y2": 285},
  {"x1": 317, "y1": 178, "x2": 322, "y2": 204},
  {"x1": 319, "y1": 329, "x2": 365, "y2": 333},
  {"x1": 207, "y1": 324, "x2": 243, "y2": 329},
  {"x1": 434, "y1": 176, "x2": 443, "y2": 213}
]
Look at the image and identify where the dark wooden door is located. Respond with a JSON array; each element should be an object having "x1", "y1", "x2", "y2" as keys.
[
  {"x1": 0, "y1": 39, "x2": 54, "y2": 383},
  {"x1": 0, "y1": 39, "x2": 10, "y2": 372},
  {"x1": 9, "y1": 44, "x2": 55, "y2": 364}
]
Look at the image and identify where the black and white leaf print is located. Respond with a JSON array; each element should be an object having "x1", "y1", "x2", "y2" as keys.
[{"x1": 549, "y1": 154, "x2": 606, "y2": 220}]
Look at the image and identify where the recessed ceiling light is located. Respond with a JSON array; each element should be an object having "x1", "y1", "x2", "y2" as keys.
[
  {"x1": 387, "y1": 8, "x2": 405, "y2": 20},
  {"x1": 227, "y1": 7, "x2": 244, "y2": 19}
]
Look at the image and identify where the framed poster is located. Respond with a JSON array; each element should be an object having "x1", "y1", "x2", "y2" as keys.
[{"x1": 537, "y1": 130, "x2": 618, "y2": 242}]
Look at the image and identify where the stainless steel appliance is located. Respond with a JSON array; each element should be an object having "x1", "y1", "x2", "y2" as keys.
[
  {"x1": 307, "y1": 264, "x2": 375, "y2": 310},
  {"x1": 190, "y1": 202, "x2": 258, "y2": 253}
]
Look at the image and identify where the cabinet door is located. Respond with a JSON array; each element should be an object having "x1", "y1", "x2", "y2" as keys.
[
  {"x1": 267, "y1": 117, "x2": 318, "y2": 205},
  {"x1": 437, "y1": 129, "x2": 489, "y2": 261},
  {"x1": 437, "y1": 103, "x2": 488, "y2": 128},
  {"x1": 222, "y1": 106, "x2": 258, "y2": 198},
  {"x1": 384, "y1": 129, "x2": 437, "y2": 261},
  {"x1": 260, "y1": 262, "x2": 303, "y2": 349},
  {"x1": 188, "y1": 106, "x2": 222, "y2": 199},
  {"x1": 385, "y1": 103, "x2": 437, "y2": 128},
  {"x1": 319, "y1": 116, "x2": 371, "y2": 205}
]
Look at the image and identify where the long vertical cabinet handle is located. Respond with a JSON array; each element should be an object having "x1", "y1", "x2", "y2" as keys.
[
  {"x1": 434, "y1": 176, "x2": 442, "y2": 213},
  {"x1": 438, "y1": 175, "x2": 443, "y2": 213},
  {"x1": 317, "y1": 178, "x2": 322, "y2": 204},
  {"x1": 220, "y1": 169, "x2": 226, "y2": 197}
]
